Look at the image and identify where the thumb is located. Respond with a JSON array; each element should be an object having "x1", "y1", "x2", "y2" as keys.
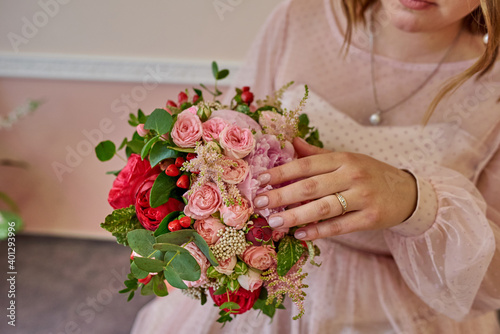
[{"x1": 293, "y1": 137, "x2": 330, "y2": 157}]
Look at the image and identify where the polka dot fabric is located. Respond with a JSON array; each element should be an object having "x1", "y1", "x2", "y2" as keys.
[{"x1": 131, "y1": 1, "x2": 500, "y2": 333}]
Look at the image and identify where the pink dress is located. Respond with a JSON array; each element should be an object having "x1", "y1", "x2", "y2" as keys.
[{"x1": 131, "y1": 0, "x2": 500, "y2": 332}]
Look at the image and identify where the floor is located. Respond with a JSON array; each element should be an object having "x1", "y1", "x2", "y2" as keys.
[{"x1": 0, "y1": 235, "x2": 154, "y2": 334}]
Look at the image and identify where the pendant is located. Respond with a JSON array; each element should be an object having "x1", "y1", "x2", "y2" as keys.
[{"x1": 369, "y1": 111, "x2": 381, "y2": 125}]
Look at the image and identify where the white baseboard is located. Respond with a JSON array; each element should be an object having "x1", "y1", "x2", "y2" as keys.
[{"x1": 0, "y1": 53, "x2": 241, "y2": 85}]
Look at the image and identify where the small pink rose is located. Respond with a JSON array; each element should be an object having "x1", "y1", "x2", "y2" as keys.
[
  {"x1": 237, "y1": 268, "x2": 263, "y2": 292},
  {"x1": 202, "y1": 117, "x2": 228, "y2": 142},
  {"x1": 219, "y1": 124, "x2": 255, "y2": 159},
  {"x1": 271, "y1": 229, "x2": 288, "y2": 242},
  {"x1": 221, "y1": 158, "x2": 249, "y2": 185},
  {"x1": 171, "y1": 109, "x2": 203, "y2": 148},
  {"x1": 136, "y1": 124, "x2": 149, "y2": 137},
  {"x1": 193, "y1": 217, "x2": 225, "y2": 246},
  {"x1": 219, "y1": 198, "x2": 253, "y2": 230},
  {"x1": 214, "y1": 255, "x2": 237, "y2": 275},
  {"x1": 184, "y1": 182, "x2": 222, "y2": 219},
  {"x1": 241, "y1": 245, "x2": 276, "y2": 271},
  {"x1": 183, "y1": 242, "x2": 210, "y2": 288}
]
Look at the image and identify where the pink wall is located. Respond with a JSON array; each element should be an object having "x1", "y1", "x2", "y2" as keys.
[{"x1": 0, "y1": 77, "x2": 224, "y2": 238}]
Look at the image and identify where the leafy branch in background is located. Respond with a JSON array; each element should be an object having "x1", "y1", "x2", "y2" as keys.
[{"x1": 1, "y1": 99, "x2": 42, "y2": 129}]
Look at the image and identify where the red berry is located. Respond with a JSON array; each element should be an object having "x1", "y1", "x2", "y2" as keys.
[
  {"x1": 242, "y1": 86, "x2": 250, "y2": 92},
  {"x1": 168, "y1": 220, "x2": 181, "y2": 232},
  {"x1": 166, "y1": 100, "x2": 177, "y2": 107},
  {"x1": 192, "y1": 94, "x2": 199, "y2": 103},
  {"x1": 138, "y1": 274, "x2": 152, "y2": 285},
  {"x1": 241, "y1": 91, "x2": 254, "y2": 104},
  {"x1": 165, "y1": 164, "x2": 180, "y2": 177},
  {"x1": 179, "y1": 216, "x2": 192, "y2": 228},
  {"x1": 175, "y1": 157, "x2": 185, "y2": 168},
  {"x1": 178, "y1": 92, "x2": 188, "y2": 105},
  {"x1": 186, "y1": 153, "x2": 197, "y2": 161},
  {"x1": 130, "y1": 252, "x2": 135, "y2": 261},
  {"x1": 176, "y1": 174, "x2": 190, "y2": 189}
]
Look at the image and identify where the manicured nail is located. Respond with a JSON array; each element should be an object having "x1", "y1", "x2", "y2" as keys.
[
  {"x1": 268, "y1": 216, "x2": 283, "y2": 228},
  {"x1": 295, "y1": 230, "x2": 307, "y2": 239},
  {"x1": 257, "y1": 173, "x2": 271, "y2": 185},
  {"x1": 254, "y1": 196, "x2": 269, "y2": 208}
]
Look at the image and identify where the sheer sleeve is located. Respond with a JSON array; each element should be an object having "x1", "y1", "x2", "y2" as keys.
[{"x1": 383, "y1": 145, "x2": 500, "y2": 321}]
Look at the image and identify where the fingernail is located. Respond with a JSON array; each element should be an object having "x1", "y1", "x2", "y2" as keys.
[
  {"x1": 295, "y1": 230, "x2": 307, "y2": 239},
  {"x1": 257, "y1": 173, "x2": 271, "y2": 185},
  {"x1": 268, "y1": 216, "x2": 283, "y2": 228},
  {"x1": 254, "y1": 196, "x2": 269, "y2": 208}
]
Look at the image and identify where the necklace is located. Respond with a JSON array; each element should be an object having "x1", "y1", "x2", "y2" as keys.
[{"x1": 368, "y1": 11, "x2": 462, "y2": 126}]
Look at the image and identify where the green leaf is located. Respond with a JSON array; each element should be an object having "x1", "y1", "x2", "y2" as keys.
[
  {"x1": 159, "y1": 243, "x2": 201, "y2": 281},
  {"x1": 131, "y1": 261, "x2": 149, "y2": 279},
  {"x1": 134, "y1": 257, "x2": 166, "y2": 272},
  {"x1": 126, "y1": 139, "x2": 145, "y2": 154},
  {"x1": 236, "y1": 104, "x2": 250, "y2": 114},
  {"x1": 212, "y1": 61, "x2": 219, "y2": 79},
  {"x1": 163, "y1": 267, "x2": 188, "y2": 289},
  {"x1": 193, "y1": 88, "x2": 202, "y2": 98},
  {"x1": 118, "y1": 137, "x2": 128, "y2": 150},
  {"x1": 149, "y1": 141, "x2": 177, "y2": 167},
  {"x1": 153, "y1": 211, "x2": 181, "y2": 237},
  {"x1": 144, "y1": 108, "x2": 173, "y2": 135},
  {"x1": 127, "y1": 229, "x2": 157, "y2": 257},
  {"x1": 276, "y1": 236, "x2": 305, "y2": 276},
  {"x1": 216, "y1": 69, "x2": 229, "y2": 80},
  {"x1": 152, "y1": 274, "x2": 169, "y2": 297},
  {"x1": 105, "y1": 169, "x2": 121, "y2": 176},
  {"x1": 167, "y1": 146, "x2": 196, "y2": 153},
  {"x1": 213, "y1": 285, "x2": 227, "y2": 295},
  {"x1": 193, "y1": 232, "x2": 219, "y2": 267},
  {"x1": 95, "y1": 140, "x2": 116, "y2": 161},
  {"x1": 137, "y1": 109, "x2": 147, "y2": 123},
  {"x1": 127, "y1": 290, "x2": 135, "y2": 301},
  {"x1": 141, "y1": 279, "x2": 155, "y2": 296},
  {"x1": 201, "y1": 291, "x2": 207, "y2": 305},
  {"x1": 128, "y1": 113, "x2": 139, "y2": 127},
  {"x1": 141, "y1": 136, "x2": 159, "y2": 160},
  {"x1": 149, "y1": 172, "x2": 177, "y2": 208},
  {"x1": 219, "y1": 302, "x2": 240, "y2": 310},
  {"x1": 253, "y1": 298, "x2": 281, "y2": 318},
  {"x1": 156, "y1": 229, "x2": 196, "y2": 245},
  {"x1": 305, "y1": 129, "x2": 323, "y2": 148},
  {"x1": 100, "y1": 206, "x2": 141, "y2": 246}
]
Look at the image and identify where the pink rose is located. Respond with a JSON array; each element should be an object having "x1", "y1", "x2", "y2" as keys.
[
  {"x1": 193, "y1": 217, "x2": 225, "y2": 245},
  {"x1": 171, "y1": 109, "x2": 203, "y2": 148},
  {"x1": 237, "y1": 268, "x2": 263, "y2": 292},
  {"x1": 214, "y1": 255, "x2": 237, "y2": 275},
  {"x1": 202, "y1": 117, "x2": 228, "y2": 142},
  {"x1": 219, "y1": 124, "x2": 255, "y2": 159},
  {"x1": 210, "y1": 109, "x2": 261, "y2": 132},
  {"x1": 183, "y1": 242, "x2": 210, "y2": 288},
  {"x1": 221, "y1": 158, "x2": 249, "y2": 184},
  {"x1": 241, "y1": 245, "x2": 276, "y2": 271},
  {"x1": 184, "y1": 182, "x2": 222, "y2": 219},
  {"x1": 219, "y1": 198, "x2": 253, "y2": 230},
  {"x1": 136, "y1": 124, "x2": 149, "y2": 137}
]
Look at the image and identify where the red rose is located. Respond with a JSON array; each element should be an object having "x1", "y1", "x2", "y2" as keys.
[
  {"x1": 246, "y1": 217, "x2": 273, "y2": 246},
  {"x1": 209, "y1": 286, "x2": 261, "y2": 315},
  {"x1": 108, "y1": 154, "x2": 160, "y2": 209},
  {"x1": 135, "y1": 174, "x2": 184, "y2": 231}
]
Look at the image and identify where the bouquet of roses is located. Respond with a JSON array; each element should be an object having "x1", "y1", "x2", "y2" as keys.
[{"x1": 95, "y1": 62, "x2": 323, "y2": 323}]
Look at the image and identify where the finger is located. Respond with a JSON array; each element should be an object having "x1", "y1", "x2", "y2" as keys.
[
  {"x1": 267, "y1": 190, "x2": 358, "y2": 228},
  {"x1": 294, "y1": 211, "x2": 369, "y2": 241},
  {"x1": 255, "y1": 172, "x2": 350, "y2": 209},
  {"x1": 293, "y1": 137, "x2": 330, "y2": 158},
  {"x1": 257, "y1": 153, "x2": 342, "y2": 186}
]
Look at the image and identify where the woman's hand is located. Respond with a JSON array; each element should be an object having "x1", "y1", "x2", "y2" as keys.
[{"x1": 254, "y1": 137, "x2": 418, "y2": 240}]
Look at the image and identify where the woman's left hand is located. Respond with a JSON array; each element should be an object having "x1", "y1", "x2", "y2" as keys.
[{"x1": 254, "y1": 137, "x2": 418, "y2": 240}]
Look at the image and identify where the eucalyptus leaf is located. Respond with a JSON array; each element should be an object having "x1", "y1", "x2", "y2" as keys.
[
  {"x1": 149, "y1": 172, "x2": 177, "y2": 208},
  {"x1": 95, "y1": 140, "x2": 116, "y2": 161},
  {"x1": 220, "y1": 302, "x2": 240, "y2": 310},
  {"x1": 141, "y1": 280, "x2": 155, "y2": 296},
  {"x1": 144, "y1": 108, "x2": 173, "y2": 135},
  {"x1": 140, "y1": 136, "x2": 159, "y2": 160},
  {"x1": 163, "y1": 267, "x2": 188, "y2": 289},
  {"x1": 193, "y1": 232, "x2": 219, "y2": 267},
  {"x1": 152, "y1": 274, "x2": 169, "y2": 297},
  {"x1": 131, "y1": 261, "x2": 149, "y2": 279},
  {"x1": 212, "y1": 61, "x2": 219, "y2": 79},
  {"x1": 134, "y1": 257, "x2": 166, "y2": 272},
  {"x1": 161, "y1": 244, "x2": 201, "y2": 281},
  {"x1": 118, "y1": 137, "x2": 128, "y2": 150},
  {"x1": 126, "y1": 139, "x2": 145, "y2": 154},
  {"x1": 127, "y1": 229, "x2": 157, "y2": 257},
  {"x1": 167, "y1": 146, "x2": 196, "y2": 153},
  {"x1": 216, "y1": 69, "x2": 229, "y2": 80},
  {"x1": 155, "y1": 229, "x2": 196, "y2": 245},
  {"x1": 149, "y1": 141, "x2": 177, "y2": 167}
]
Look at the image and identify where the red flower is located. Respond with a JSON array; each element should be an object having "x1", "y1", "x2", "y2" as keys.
[
  {"x1": 108, "y1": 154, "x2": 160, "y2": 210},
  {"x1": 246, "y1": 217, "x2": 273, "y2": 246},
  {"x1": 209, "y1": 286, "x2": 261, "y2": 315},
  {"x1": 135, "y1": 174, "x2": 184, "y2": 231}
]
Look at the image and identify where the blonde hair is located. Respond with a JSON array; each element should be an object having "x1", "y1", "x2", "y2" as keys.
[{"x1": 340, "y1": 0, "x2": 499, "y2": 124}]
